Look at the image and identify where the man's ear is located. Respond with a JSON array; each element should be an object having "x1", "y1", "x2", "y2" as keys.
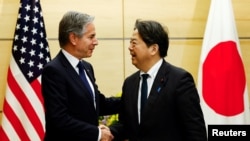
[
  {"x1": 69, "y1": 32, "x2": 77, "y2": 45},
  {"x1": 150, "y1": 44, "x2": 159, "y2": 55}
]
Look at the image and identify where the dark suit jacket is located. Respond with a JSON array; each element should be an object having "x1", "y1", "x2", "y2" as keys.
[
  {"x1": 42, "y1": 51, "x2": 120, "y2": 141},
  {"x1": 111, "y1": 60, "x2": 207, "y2": 141}
]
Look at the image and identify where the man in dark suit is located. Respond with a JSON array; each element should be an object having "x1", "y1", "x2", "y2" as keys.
[
  {"x1": 110, "y1": 19, "x2": 207, "y2": 141},
  {"x1": 41, "y1": 11, "x2": 120, "y2": 141}
]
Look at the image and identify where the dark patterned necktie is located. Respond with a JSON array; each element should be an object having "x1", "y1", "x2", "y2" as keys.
[
  {"x1": 77, "y1": 61, "x2": 93, "y2": 98},
  {"x1": 141, "y1": 74, "x2": 149, "y2": 113}
]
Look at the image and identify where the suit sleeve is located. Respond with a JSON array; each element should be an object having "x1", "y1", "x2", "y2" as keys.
[{"x1": 84, "y1": 61, "x2": 121, "y2": 116}]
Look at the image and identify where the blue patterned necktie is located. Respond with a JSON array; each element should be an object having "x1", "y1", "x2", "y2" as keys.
[{"x1": 77, "y1": 61, "x2": 93, "y2": 98}]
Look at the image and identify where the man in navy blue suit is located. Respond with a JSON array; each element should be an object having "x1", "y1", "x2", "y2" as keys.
[
  {"x1": 110, "y1": 19, "x2": 207, "y2": 141},
  {"x1": 42, "y1": 11, "x2": 120, "y2": 141}
]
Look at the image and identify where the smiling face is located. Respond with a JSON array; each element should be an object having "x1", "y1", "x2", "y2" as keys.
[
  {"x1": 76, "y1": 23, "x2": 98, "y2": 58},
  {"x1": 69, "y1": 23, "x2": 98, "y2": 59},
  {"x1": 128, "y1": 29, "x2": 157, "y2": 72}
]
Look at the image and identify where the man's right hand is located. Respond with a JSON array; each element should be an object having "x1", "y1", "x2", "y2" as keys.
[{"x1": 99, "y1": 124, "x2": 114, "y2": 141}]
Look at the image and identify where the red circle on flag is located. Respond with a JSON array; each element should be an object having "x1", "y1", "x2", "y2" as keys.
[{"x1": 202, "y1": 41, "x2": 246, "y2": 116}]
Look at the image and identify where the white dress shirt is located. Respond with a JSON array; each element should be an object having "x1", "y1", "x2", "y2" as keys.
[{"x1": 138, "y1": 59, "x2": 163, "y2": 123}]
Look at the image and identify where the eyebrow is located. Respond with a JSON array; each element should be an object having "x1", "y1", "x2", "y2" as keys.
[{"x1": 130, "y1": 38, "x2": 137, "y2": 41}]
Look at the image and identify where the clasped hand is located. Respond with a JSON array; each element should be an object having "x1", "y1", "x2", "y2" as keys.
[{"x1": 99, "y1": 124, "x2": 114, "y2": 141}]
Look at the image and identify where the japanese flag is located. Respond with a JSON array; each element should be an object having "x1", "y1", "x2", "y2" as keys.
[{"x1": 197, "y1": 0, "x2": 250, "y2": 125}]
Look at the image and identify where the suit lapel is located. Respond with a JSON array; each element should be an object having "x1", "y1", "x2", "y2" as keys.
[
  {"x1": 150, "y1": 60, "x2": 169, "y2": 95},
  {"x1": 81, "y1": 62, "x2": 95, "y2": 86},
  {"x1": 81, "y1": 61, "x2": 99, "y2": 111},
  {"x1": 141, "y1": 60, "x2": 170, "y2": 118},
  {"x1": 59, "y1": 52, "x2": 95, "y2": 103},
  {"x1": 125, "y1": 72, "x2": 141, "y2": 125},
  {"x1": 133, "y1": 73, "x2": 141, "y2": 122}
]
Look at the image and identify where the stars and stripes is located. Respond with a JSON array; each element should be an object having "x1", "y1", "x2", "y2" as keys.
[{"x1": 0, "y1": 0, "x2": 51, "y2": 140}]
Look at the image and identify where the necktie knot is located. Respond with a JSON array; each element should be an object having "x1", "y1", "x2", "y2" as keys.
[
  {"x1": 77, "y1": 61, "x2": 84, "y2": 73},
  {"x1": 141, "y1": 74, "x2": 149, "y2": 80}
]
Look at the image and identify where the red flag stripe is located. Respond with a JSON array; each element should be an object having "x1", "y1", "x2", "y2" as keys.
[
  {"x1": 0, "y1": 126, "x2": 9, "y2": 141},
  {"x1": 2, "y1": 99, "x2": 30, "y2": 141},
  {"x1": 31, "y1": 78, "x2": 44, "y2": 107},
  {"x1": 7, "y1": 68, "x2": 44, "y2": 140},
  {"x1": 9, "y1": 58, "x2": 45, "y2": 123},
  {"x1": 4, "y1": 84, "x2": 41, "y2": 140}
]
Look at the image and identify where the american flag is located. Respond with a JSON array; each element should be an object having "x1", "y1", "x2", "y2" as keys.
[{"x1": 0, "y1": 0, "x2": 51, "y2": 140}]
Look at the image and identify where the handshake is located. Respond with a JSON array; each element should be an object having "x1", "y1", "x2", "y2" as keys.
[{"x1": 99, "y1": 124, "x2": 114, "y2": 141}]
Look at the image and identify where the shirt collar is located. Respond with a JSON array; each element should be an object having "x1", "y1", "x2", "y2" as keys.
[
  {"x1": 61, "y1": 49, "x2": 80, "y2": 68},
  {"x1": 140, "y1": 59, "x2": 163, "y2": 79}
]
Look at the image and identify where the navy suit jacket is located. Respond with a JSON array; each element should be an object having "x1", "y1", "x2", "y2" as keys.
[
  {"x1": 111, "y1": 60, "x2": 207, "y2": 141},
  {"x1": 42, "y1": 51, "x2": 120, "y2": 141}
]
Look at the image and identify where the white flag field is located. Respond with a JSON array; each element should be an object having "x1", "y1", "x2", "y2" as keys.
[{"x1": 197, "y1": 0, "x2": 250, "y2": 125}]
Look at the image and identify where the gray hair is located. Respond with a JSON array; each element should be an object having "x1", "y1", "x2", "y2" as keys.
[{"x1": 58, "y1": 11, "x2": 95, "y2": 47}]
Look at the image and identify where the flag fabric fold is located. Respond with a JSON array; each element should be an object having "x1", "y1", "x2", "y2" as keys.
[
  {"x1": 0, "y1": 0, "x2": 51, "y2": 140},
  {"x1": 197, "y1": 0, "x2": 250, "y2": 126}
]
